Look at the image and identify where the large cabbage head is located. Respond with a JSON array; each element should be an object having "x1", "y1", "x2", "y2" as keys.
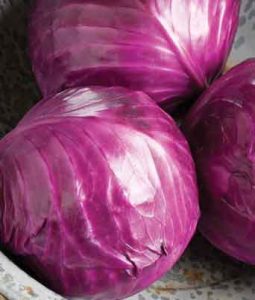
[
  {"x1": 184, "y1": 59, "x2": 255, "y2": 264},
  {"x1": 0, "y1": 87, "x2": 199, "y2": 299},
  {"x1": 29, "y1": 0, "x2": 240, "y2": 111}
]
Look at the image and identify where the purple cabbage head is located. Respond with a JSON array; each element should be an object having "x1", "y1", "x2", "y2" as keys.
[
  {"x1": 29, "y1": 0, "x2": 240, "y2": 111},
  {"x1": 0, "y1": 87, "x2": 199, "y2": 299},
  {"x1": 184, "y1": 59, "x2": 255, "y2": 264}
]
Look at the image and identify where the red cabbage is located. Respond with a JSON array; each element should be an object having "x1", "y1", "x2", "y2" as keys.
[
  {"x1": 0, "y1": 87, "x2": 199, "y2": 299},
  {"x1": 29, "y1": 0, "x2": 240, "y2": 111},
  {"x1": 184, "y1": 59, "x2": 255, "y2": 264}
]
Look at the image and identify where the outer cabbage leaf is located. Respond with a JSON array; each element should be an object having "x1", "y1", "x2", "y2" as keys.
[
  {"x1": 184, "y1": 59, "x2": 255, "y2": 264},
  {"x1": 0, "y1": 87, "x2": 199, "y2": 299},
  {"x1": 29, "y1": 0, "x2": 240, "y2": 111}
]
